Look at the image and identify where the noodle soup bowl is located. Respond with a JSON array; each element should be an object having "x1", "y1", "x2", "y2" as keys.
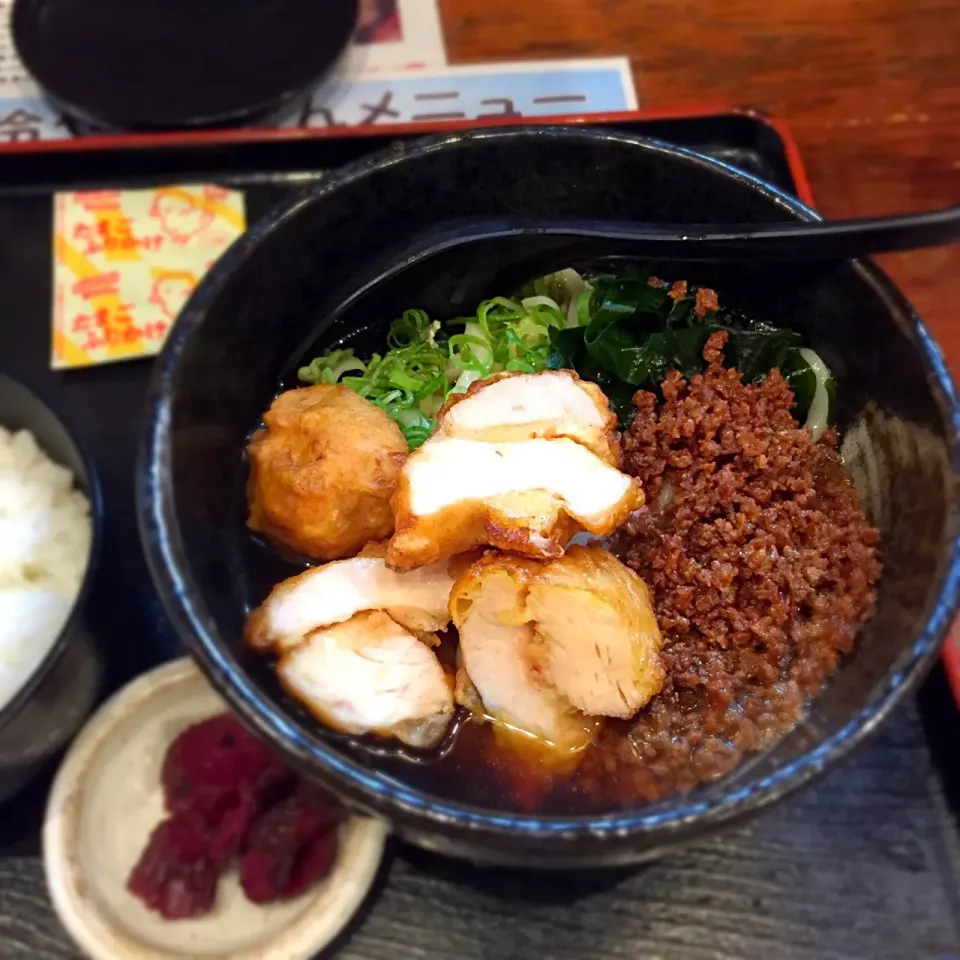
[{"x1": 138, "y1": 126, "x2": 960, "y2": 868}]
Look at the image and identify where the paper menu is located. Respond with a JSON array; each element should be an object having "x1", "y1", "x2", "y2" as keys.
[
  {"x1": 1, "y1": 58, "x2": 637, "y2": 142},
  {"x1": 292, "y1": 59, "x2": 637, "y2": 128},
  {"x1": 51, "y1": 186, "x2": 246, "y2": 370},
  {"x1": 0, "y1": 0, "x2": 633, "y2": 138},
  {"x1": 0, "y1": 0, "x2": 36, "y2": 98}
]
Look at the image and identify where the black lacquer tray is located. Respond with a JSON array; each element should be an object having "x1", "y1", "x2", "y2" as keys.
[{"x1": 0, "y1": 108, "x2": 957, "y2": 960}]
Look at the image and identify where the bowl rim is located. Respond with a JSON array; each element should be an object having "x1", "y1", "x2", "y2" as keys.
[
  {"x1": 137, "y1": 125, "x2": 960, "y2": 849},
  {"x1": 0, "y1": 372, "x2": 103, "y2": 731}
]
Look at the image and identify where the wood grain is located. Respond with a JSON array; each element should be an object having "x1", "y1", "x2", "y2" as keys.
[
  {"x1": 3, "y1": 706, "x2": 957, "y2": 959},
  {"x1": 441, "y1": 0, "x2": 960, "y2": 372}
]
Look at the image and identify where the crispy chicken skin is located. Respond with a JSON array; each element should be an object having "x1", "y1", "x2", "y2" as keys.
[
  {"x1": 435, "y1": 370, "x2": 621, "y2": 463},
  {"x1": 386, "y1": 372, "x2": 639, "y2": 570},
  {"x1": 525, "y1": 546, "x2": 665, "y2": 718},
  {"x1": 449, "y1": 558, "x2": 599, "y2": 753},
  {"x1": 244, "y1": 550, "x2": 457, "y2": 654},
  {"x1": 450, "y1": 547, "x2": 664, "y2": 735},
  {"x1": 277, "y1": 610, "x2": 454, "y2": 749},
  {"x1": 386, "y1": 437, "x2": 642, "y2": 570},
  {"x1": 246, "y1": 384, "x2": 407, "y2": 561}
]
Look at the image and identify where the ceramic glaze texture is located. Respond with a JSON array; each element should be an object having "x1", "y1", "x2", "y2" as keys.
[{"x1": 138, "y1": 127, "x2": 960, "y2": 867}]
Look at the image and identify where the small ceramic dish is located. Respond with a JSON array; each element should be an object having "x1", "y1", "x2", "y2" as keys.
[{"x1": 43, "y1": 658, "x2": 388, "y2": 960}]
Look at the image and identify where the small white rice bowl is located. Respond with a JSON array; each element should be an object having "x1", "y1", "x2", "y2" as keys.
[{"x1": 0, "y1": 427, "x2": 91, "y2": 711}]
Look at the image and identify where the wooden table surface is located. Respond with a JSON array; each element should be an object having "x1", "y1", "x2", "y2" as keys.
[
  {"x1": 441, "y1": 0, "x2": 960, "y2": 369},
  {"x1": 2, "y1": 7, "x2": 960, "y2": 958}
]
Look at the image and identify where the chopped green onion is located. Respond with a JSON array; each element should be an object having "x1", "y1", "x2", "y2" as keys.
[
  {"x1": 297, "y1": 348, "x2": 365, "y2": 384},
  {"x1": 298, "y1": 292, "x2": 569, "y2": 449},
  {"x1": 298, "y1": 266, "x2": 831, "y2": 449}
]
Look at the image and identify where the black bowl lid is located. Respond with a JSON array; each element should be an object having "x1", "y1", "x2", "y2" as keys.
[{"x1": 11, "y1": 0, "x2": 359, "y2": 130}]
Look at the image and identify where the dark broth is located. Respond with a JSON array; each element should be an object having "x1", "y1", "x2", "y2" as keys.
[{"x1": 238, "y1": 318, "x2": 881, "y2": 816}]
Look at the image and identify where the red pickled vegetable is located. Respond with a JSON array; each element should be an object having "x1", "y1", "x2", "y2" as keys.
[
  {"x1": 126, "y1": 813, "x2": 218, "y2": 920},
  {"x1": 240, "y1": 786, "x2": 340, "y2": 903},
  {"x1": 127, "y1": 712, "x2": 343, "y2": 920},
  {"x1": 162, "y1": 714, "x2": 294, "y2": 821},
  {"x1": 205, "y1": 792, "x2": 259, "y2": 863},
  {"x1": 283, "y1": 831, "x2": 338, "y2": 899}
]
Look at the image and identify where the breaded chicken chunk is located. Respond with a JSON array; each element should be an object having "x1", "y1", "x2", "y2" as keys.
[
  {"x1": 435, "y1": 370, "x2": 620, "y2": 463},
  {"x1": 244, "y1": 549, "x2": 458, "y2": 654},
  {"x1": 386, "y1": 437, "x2": 641, "y2": 570},
  {"x1": 386, "y1": 372, "x2": 639, "y2": 570},
  {"x1": 277, "y1": 610, "x2": 454, "y2": 749},
  {"x1": 525, "y1": 546, "x2": 665, "y2": 718},
  {"x1": 247, "y1": 385, "x2": 407, "y2": 560},
  {"x1": 450, "y1": 547, "x2": 664, "y2": 734},
  {"x1": 449, "y1": 558, "x2": 598, "y2": 754}
]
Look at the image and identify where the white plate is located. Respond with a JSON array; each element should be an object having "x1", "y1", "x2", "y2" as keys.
[{"x1": 43, "y1": 658, "x2": 388, "y2": 960}]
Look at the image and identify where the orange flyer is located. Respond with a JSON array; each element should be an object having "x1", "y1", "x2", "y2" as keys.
[{"x1": 51, "y1": 185, "x2": 246, "y2": 370}]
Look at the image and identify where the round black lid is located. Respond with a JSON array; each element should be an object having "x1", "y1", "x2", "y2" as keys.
[{"x1": 12, "y1": 0, "x2": 359, "y2": 130}]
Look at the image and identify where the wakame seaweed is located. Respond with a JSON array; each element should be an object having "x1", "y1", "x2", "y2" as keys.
[{"x1": 546, "y1": 268, "x2": 831, "y2": 429}]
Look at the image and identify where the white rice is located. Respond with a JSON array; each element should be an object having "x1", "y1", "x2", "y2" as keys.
[{"x1": 0, "y1": 427, "x2": 91, "y2": 710}]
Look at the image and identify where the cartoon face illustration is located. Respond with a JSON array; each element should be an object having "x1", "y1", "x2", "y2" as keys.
[
  {"x1": 149, "y1": 189, "x2": 214, "y2": 243},
  {"x1": 149, "y1": 273, "x2": 197, "y2": 320}
]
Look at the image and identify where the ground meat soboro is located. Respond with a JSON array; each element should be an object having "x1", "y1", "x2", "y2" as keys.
[{"x1": 578, "y1": 331, "x2": 881, "y2": 805}]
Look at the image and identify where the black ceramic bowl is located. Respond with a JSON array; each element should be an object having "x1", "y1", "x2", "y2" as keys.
[
  {"x1": 138, "y1": 127, "x2": 960, "y2": 868},
  {"x1": 12, "y1": 0, "x2": 359, "y2": 131},
  {"x1": 0, "y1": 375, "x2": 103, "y2": 801}
]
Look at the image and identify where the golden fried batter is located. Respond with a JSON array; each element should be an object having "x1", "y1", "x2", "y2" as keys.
[
  {"x1": 449, "y1": 546, "x2": 665, "y2": 733},
  {"x1": 247, "y1": 384, "x2": 407, "y2": 560},
  {"x1": 385, "y1": 436, "x2": 641, "y2": 571},
  {"x1": 386, "y1": 372, "x2": 639, "y2": 570},
  {"x1": 525, "y1": 546, "x2": 665, "y2": 718}
]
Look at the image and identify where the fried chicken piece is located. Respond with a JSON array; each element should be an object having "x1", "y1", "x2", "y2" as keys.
[
  {"x1": 450, "y1": 558, "x2": 599, "y2": 754},
  {"x1": 277, "y1": 610, "x2": 454, "y2": 749},
  {"x1": 450, "y1": 547, "x2": 664, "y2": 735},
  {"x1": 525, "y1": 546, "x2": 665, "y2": 718},
  {"x1": 247, "y1": 385, "x2": 407, "y2": 561},
  {"x1": 435, "y1": 370, "x2": 620, "y2": 463},
  {"x1": 244, "y1": 551, "x2": 457, "y2": 654},
  {"x1": 386, "y1": 437, "x2": 641, "y2": 571}
]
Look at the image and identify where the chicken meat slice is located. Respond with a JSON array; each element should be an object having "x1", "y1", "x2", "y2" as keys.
[
  {"x1": 450, "y1": 557, "x2": 598, "y2": 754},
  {"x1": 245, "y1": 550, "x2": 456, "y2": 654},
  {"x1": 450, "y1": 547, "x2": 664, "y2": 730},
  {"x1": 525, "y1": 546, "x2": 665, "y2": 718},
  {"x1": 277, "y1": 610, "x2": 454, "y2": 749},
  {"x1": 435, "y1": 370, "x2": 620, "y2": 463},
  {"x1": 386, "y1": 437, "x2": 642, "y2": 570}
]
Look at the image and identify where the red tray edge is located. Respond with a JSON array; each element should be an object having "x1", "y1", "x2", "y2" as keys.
[{"x1": 0, "y1": 103, "x2": 818, "y2": 208}]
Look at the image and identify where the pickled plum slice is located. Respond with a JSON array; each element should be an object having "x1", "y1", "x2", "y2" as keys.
[
  {"x1": 126, "y1": 812, "x2": 218, "y2": 920},
  {"x1": 127, "y1": 713, "x2": 344, "y2": 919}
]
